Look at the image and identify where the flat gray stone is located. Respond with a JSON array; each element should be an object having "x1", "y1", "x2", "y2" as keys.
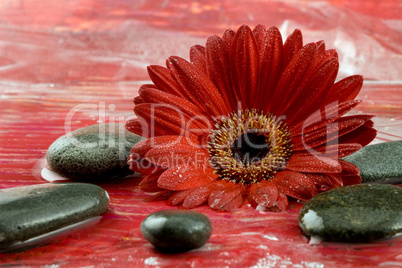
[
  {"x1": 343, "y1": 141, "x2": 402, "y2": 184},
  {"x1": 0, "y1": 183, "x2": 109, "y2": 248},
  {"x1": 299, "y1": 184, "x2": 402, "y2": 242},
  {"x1": 141, "y1": 210, "x2": 212, "y2": 252},
  {"x1": 46, "y1": 123, "x2": 142, "y2": 181}
]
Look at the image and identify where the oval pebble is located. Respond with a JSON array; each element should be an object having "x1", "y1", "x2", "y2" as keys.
[
  {"x1": 299, "y1": 184, "x2": 402, "y2": 242},
  {"x1": 0, "y1": 183, "x2": 109, "y2": 248},
  {"x1": 342, "y1": 140, "x2": 402, "y2": 184},
  {"x1": 46, "y1": 123, "x2": 142, "y2": 181},
  {"x1": 141, "y1": 210, "x2": 213, "y2": 252}
]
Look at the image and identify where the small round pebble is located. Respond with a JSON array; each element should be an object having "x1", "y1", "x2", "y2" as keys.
[
  {"x1": 141, "y1": 210, "x2": 213, "y2": 252},
  {"x1": 342, "y1": 140, "x2": 402, "y2": 184},
  {"x1": 46, "y1": 123, "x2": 142, "y2": 181},
  {"x1": 299, "y1": 184, "x2": 402, "y2": 242}
]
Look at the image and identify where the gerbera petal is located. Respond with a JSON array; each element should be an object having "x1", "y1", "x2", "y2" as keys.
[
  {"x1": 315, "y1": 40, "x2": 338, "y2": 64},
  {"x1": 269, "y1": 43, "x2": 318, "y2": 115},
  {"x1": 147, "y1": 65, "x2": 184, "y2": 97},
  {"x1": 317, "y1": 49, "x2": 338, "y2": 66},
  {"x1": 167, "y1": 190, "x2": 191, "y2": 206},
  {"x1": 124, "y1": 118, "x2": 145, "y2": 136},
  {"x1": 283, "y1": 29, "x2": 303, "y2": 68},
  {"x1": 295, "y1": 143, "x2": 363, "y2": 159},
  {"x1": 338, "y1": 125, "x2": 377, "y2": 147},
  {"x1": 291, "y1": 100, "x2": 362, "y2": 136},
  {"x1": 325, "y1": 75, "x2": 363, "y2": 105},
  {"x1": 285, "y1": 57, "x2": 339, "y2": 124},
  {"x1": 222, "y1": 28, "x2": 236, "y2": 49},
  {"x1": 139, "y1": 89, "x2": 212, "y2": 134},
  {"x1": 339, "y1": 159, "x2": 360, "y2": 175},
  {"x1": 327, "y1": 174, "x2": 343, "y2": 188},
  {"x1": 272, "y1": 171, "x2": 318, "y2": 200},
  {"x1": 286, "y1": 155, "x2": 342, "y2": 173},
  {"x1": 140, "y1": 171, "x2": 165, "y2": 192},
  {"x1": 130, "y1": 135, "x2": 184, "y2": 158},
  {"x1": 230, "y1": 24, "x2": 259, "y2": 109},
  {"x1": 206, "y1": 35, "x2": 237, "y2": 110},
  {"x1": 134, "y1": 84, "x2": 157, "y2": 104},
  {"x1": 338, "y1": 159, "x2": 362, "y2": 186},
  {"x1": 341, "y1": 174, "x2": 362, "y2": 186},
  {"x1": 305, "y1": 173, "x2": 345, "y2": 191},
  {"x1": 133, "y1": 96, "x2": 144, "y2": 105},
  {"x1": 257, "y1": 26, "x2": 284, "y2": 111},
  {"x1": 292, "y1": 115, "x2": 371, "y2": 150},
  {"x1": 146, "y1": 142, "x2": 209, "y2": 169},
  {"x1": 167, "y1": 56, "x2": 229, "y2": 116},
  {"x1": 304, "y1": 173, "x2": 333, "y2": 192},
  {"x1": 138, "y1": 84, "x2": 158, "y2": 93},
  {"x1": 327, "y1": 143, "x2": 362, "y2": 158},
  {"x1": 208, "y1": 181, "x2": 245, "y2": 211},
  {"x1": 157, "y1": 165, "x2": 217, "y2": 190},
  {"x1": 316, "y1": 40, "x2": 325, "y2": 55},
  {"x1": 125, "y1": 118, "x2": 171, "y2": 137},
  {"x1": 190, "y1": 45, "x2": 207, "y2": 74},
  {"x1": 144, "y1": 191, "x2": 173, "y2": 202},
  {"x1": 183, "y1": 183, "x2": 217, "y2": 209},
  {"x1": 275, "y1": 192, "x2": 289, "y2": 211},
  {"x1": 363, "y1": 119, "x2": 374, "y2": 129},
  {"x1": 249, "y1": 180, "x2": 279, "y2": 207},
  {"x1": 134, "y1": 103, "x2": 200, "y2": 138},
  {"x1": 128, "y1": 157, "x2": 163, "y2": 175},
  {"x1": 252, "y1": 24, "x2": 267, "y2": 49},
  {"x1": 139, "y1": 87, "x2": 208, "y2": 120}
]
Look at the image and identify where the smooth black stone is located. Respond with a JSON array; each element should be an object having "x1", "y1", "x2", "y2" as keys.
[
  {"x1": 141, "y1": 210, "x2": 213, "y2": 252},
  {"x1": 0, "y1": 183, "x2": 109, "y2": 248},
  {"x1": 299, "y1": 184, "x2": 402, "y2": 242},
  {"x1": 343, "y1": 141, "x2": 402, "y2": 184},
  {"x1": 46, "y1": 123, "x2": 142, "y2": 180}
]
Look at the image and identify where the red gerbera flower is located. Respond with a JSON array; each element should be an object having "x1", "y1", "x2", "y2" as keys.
[{"x1": 125, "y1": 24, "x2": 376, "y2": 212}]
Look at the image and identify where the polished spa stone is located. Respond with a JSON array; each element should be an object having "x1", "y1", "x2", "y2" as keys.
[
  {"x1": 0, "y1": 183, "x2": 109, "y2": 248},
  {"x1": 299, "y1": 184, "x2": 402, "y2": 243},
  {"x1": 343, "y1": 140, "x2": 402, "y2": 184},
  {"x1": 141, "y1": 210, "x2": 213, "y2": 252},
  {"x1": 46, "y1": 123, "x2": 142, "y2": 181}
]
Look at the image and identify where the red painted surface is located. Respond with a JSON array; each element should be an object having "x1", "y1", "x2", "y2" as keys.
[{"x1": 0, "y1": 0, "x2": 401, "y2": 266}]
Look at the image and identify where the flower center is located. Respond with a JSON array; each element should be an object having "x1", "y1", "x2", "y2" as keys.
[
  {"x1": 231, "y1": 132, "x2": 270, "y2": 165},
  {"x1": 207, "y1": 109, "x2": 293, "y2": 185}
]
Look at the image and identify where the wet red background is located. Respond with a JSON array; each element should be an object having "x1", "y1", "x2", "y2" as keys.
[{"x1": 0, "y1": 0, "x2": 401, "y2": 267}]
